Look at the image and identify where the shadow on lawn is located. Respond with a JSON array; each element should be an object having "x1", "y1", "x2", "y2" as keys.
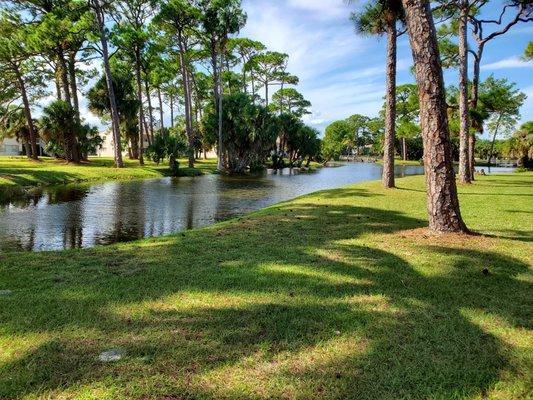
[
  {"x1": 0, "y1": 168, "x2": 81, "y2": 187},
  {"x1": 0, "y1": 195, "x2": 530, "y2": 399}
]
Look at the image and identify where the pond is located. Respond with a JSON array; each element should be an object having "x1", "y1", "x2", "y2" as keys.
[{"x1": 0, "y1": 163, "x2": 511, "y2": 252}]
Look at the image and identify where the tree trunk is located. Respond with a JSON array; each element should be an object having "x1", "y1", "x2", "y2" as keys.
[
  {"x1": 209, "y1": 38, "x2": 225, "y2": 171},
  {"x1": 401, "y1": 0, "x2": 468, "y2": 233},
  {"x1": 67, "y1": 52, "x2": 80, "y2": 121},
  {"x1": 487, "y1": 114, "x2": 502, "y2": 167},
  {"x1": 458, "y1": 0, "x2": 471, "y2": 183},
  {"x1": 178, "y1": 32, "x2": 194, "y2": 168},
  {"x1": 468, "y1": 134, "x2": 476, "y2": 176},
  {"x1": 170, "y1": 94, "x2": 174, "y2": 128},
  {"x1": 218, "y1": 52, "x2": 224, "y2": 170},
  {"x1": 67, "y1": 51, "x2": 81, "y2": 162},
  {"x1": 469, "y1": 46, "x2": 484, "y2": 181},
  {"x1": 142, "y1": 113, "x2": 151, "y2": 146},
  {"x1": 57, "y1": 50, "x2": 71, "y2": 107},
  {"x1": 57, "y1": 50, "x2": 79, "y2": 162},
  {"x1": 55, "y1": 69, "x2": 62, "y2": 101},
  {"x1": 92, "y1": 0, "x2": 123, "y2": 167},
  {"x1": 23, "y1": 141, "x2": 31, "y2": 159},
  {"x1": 134, "y1": 50, "x2": 144, "y2": 165},
  {"x1": 157, "y1": 87, "x2": 164, "y2": 133},
  {"x1": 402, "y1": 137, "x2": 407, "y2": 160},
  {"x1": 14, "y1": 66, "x2": 39, "y2": 160},
  {"x1": 382, "y1": 18, "x2": 397, "y2": 189},
  {"x1": 144, "y1": 78, "x2": 155, "y2": 143}
]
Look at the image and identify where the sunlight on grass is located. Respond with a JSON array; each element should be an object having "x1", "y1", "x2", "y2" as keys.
[{"x1": 0, "y1": 173, "x2": 531, "y2": 399}]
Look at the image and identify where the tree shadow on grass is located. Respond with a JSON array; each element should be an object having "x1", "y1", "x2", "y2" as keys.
[
  {"x1": 0, "y1": 199, "x2": 531, "y2": 399},
  {"x1": 0, "y1": 168, "x2": 82, "y2": 187}
]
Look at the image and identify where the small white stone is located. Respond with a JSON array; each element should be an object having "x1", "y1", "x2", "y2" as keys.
[
  {"x1": 98, "y1": 348, "x2": 125, "y2": 362},
  {"x1": 0, "y1": 290, "x2": 13, "y2": 296}
]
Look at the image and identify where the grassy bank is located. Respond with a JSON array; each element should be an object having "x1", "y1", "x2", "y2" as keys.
[
  {"x1": 1, "y1": 174, "x2": 532, "y2": 399},
  {"x1": 0, "y1": 157, "x2": 218, "y2": 199},
  {"x1": 376, "y1": 158, "x2": 423, "y2": 166}
]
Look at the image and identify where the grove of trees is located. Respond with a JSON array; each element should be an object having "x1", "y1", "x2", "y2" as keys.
[{"x1": 0, "y1": 0, "x2": 319, "y2": 174}]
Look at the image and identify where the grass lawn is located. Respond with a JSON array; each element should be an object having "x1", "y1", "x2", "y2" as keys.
[
  {"x1": 0, "y1": 157, "x2": 219, "y2": 199},
  {"x1": 1, "y1": 173, "x2": 532, "y2": 399},
  {"x1": 376, "y1": 158, "x2": 423, "y2": 166}
]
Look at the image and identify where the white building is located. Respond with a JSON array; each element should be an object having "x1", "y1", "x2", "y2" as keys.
[
  {"x1": 0, "y1": 137, "x2": 22, "y2": 155},
  {"x1": 95, "y1": 131, "x2": 151, "y2": 158},
  {"x1": 0, "y1": 137, "x2": 46, "y2": 156}
]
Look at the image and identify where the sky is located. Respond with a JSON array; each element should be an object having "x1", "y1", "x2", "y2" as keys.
[{"x1": 239, "y1": 0, "x2": 533, "y2": 136}]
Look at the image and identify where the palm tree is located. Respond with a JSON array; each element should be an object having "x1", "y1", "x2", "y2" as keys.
[
  {"x1": 0, "y1": 106, "x2": 36, "y2": 158},
  {"x1": 40, "y1": 100, "x2": 80, "y2": 163},
  {"x1": 351, "y1": 0, "x2": 404, "y2": 189}
]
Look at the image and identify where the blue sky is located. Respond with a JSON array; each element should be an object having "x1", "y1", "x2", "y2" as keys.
[{"x1": 240, "y1": 0, "x2": 533, "y2": 136}]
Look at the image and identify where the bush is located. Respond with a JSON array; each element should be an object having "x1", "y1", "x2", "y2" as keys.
[{"x1": 145, "y1": 134, "x2": 187, "y2": 176}]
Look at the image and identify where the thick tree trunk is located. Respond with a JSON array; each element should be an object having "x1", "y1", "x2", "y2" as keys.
[
  {"x1": 57, "y1": 50, "x2": 71, "y2": 107},
  {"x1": 382, "y1": 19, "x2": 397, "y2": 189},
  {"x1": 401, "y1": 0, "x2": 468, "y2": 233},
  {"x1": 458, "y1": 0, "x2": 471, "y2": 183},
  {"x1": 92, "y1": 0, "x2": 123, "y2": 167},
  {"x1": 14, "y1": 67, "x2": 39, "y2": 160}
]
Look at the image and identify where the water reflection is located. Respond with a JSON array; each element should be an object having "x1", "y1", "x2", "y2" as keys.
[{"x1": 2, "y1": 163, "x2": 430, "y2": 251}]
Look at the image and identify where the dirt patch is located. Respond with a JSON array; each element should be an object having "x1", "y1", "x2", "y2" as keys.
[{"x1": 395, "y1": 228, "x2": 495, "y2": 248}]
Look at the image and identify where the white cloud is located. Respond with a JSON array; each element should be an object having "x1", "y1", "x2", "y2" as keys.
[
  {"x1": 285, "y1": 0, "x2": 351, "y2": 20},
  {"x1": 482, "y1": 57, "x2": 533, "y2": 71},
  {"x1": 241, "y1": 0, "x2": 396, "y2": 132}
]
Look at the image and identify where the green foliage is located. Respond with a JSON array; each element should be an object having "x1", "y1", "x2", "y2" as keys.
[
  {"x1": 145, "y1": 133, "x2": 188, "y2": 175},
  {"x1": 322, "y1": 114, "x2": 382, "y2": 161},
  {"x1": 322, "y1": 120, "x2": 352, "y2": 161},
  {"x1": 40, "y1": 100, "x2": 102, "y2": 161},
  {"x1": 87, "y1": 65, "x2": 140, "y2": 148},
  {"x1": 510, "y1": 121, "x2": 533, "y2": 169},
  {"x1": 350, "y1": 0, "x2": 405, "y2": 36},
  {"x1": 204, "y1": 93, "x2": 278, "y2": 173},
  {"x1": 270, "y1": 88, "x2": 311, "y2": 117},
  {"x1": 478, "y1": 76, "x2": 526, "y2": 139}
]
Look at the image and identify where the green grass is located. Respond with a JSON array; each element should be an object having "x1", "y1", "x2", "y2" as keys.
[
  {"x1": 1, "y1": 174, "x2": 532, "y2": 399},
  {"x1": 0, "y1": 157, "x2": 219, "y2": 199},
  {"x1": 376, "y1": 158, "x2": 423, "y2": 166}
]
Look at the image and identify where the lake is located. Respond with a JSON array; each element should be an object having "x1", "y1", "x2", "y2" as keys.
[{"x1": 0, "y1": 162, "x2": 509, "y2": 252}]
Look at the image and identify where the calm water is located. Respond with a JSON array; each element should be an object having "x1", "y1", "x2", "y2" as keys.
[{"x1": 0, "y1": 162, "x2": 508, "y2": 252}]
